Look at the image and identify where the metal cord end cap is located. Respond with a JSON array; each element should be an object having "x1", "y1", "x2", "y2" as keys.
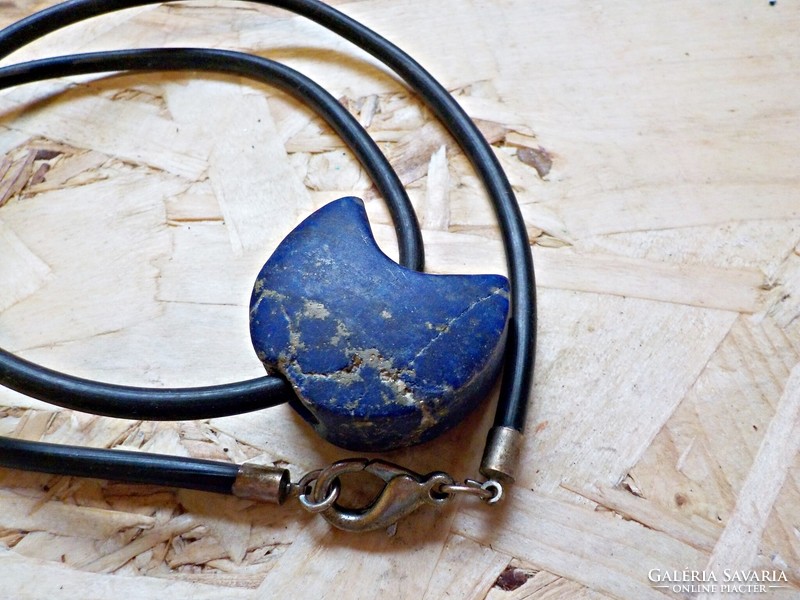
[
  {"x1": 480, "y1": 426, "x2": 523, "y2": 484},
  {"x1": 232, "y1": 463, "x2": 291, "y2": 505}
]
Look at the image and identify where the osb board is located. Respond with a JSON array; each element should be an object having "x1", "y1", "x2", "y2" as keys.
[{"x1": 0, "y1": 1, "x2": 798, "y2": 599}]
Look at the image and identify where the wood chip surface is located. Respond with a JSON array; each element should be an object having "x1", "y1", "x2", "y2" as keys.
[{"x1": 0, "y1": 1, "x2": 798, "y2": 598}]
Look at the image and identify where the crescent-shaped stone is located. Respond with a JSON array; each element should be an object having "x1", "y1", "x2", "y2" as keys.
[{"x1": 249, "y1": 197, "x2": 509, "y2": 452}]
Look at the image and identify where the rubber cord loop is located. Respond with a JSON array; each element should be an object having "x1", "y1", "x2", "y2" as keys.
[{"x1": 0, "y1": 0, "x2": 535, "y2": 494}]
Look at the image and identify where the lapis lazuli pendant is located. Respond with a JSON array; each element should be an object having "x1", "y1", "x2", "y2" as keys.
[{"x1": 249, "y1": 198, "x2": 509, "y2": 452}]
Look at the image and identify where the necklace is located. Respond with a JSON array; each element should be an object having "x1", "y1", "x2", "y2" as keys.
[{"x1": 0, "y1": 0, "x2": 536, "y2": 533}]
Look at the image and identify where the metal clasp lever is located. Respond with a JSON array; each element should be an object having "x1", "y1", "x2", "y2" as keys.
[{"x1": 297, "y1": 458, "x2": 454, "y2": 533}]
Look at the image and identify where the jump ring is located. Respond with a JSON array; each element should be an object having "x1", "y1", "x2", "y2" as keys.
[
  {"x1": 436, "y1": 479, "x2": 504, "y2": 504},
  {"x1": 298, "y1": 479, "x2": 341, "y2": 513},
  {"x1": 481, "y1": 480, "x2": 504, "y2": 505}
]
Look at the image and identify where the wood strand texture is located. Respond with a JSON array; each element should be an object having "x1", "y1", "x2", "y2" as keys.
[{"x1": 0, "y1": 1, "x2": 798, "y2": 598}]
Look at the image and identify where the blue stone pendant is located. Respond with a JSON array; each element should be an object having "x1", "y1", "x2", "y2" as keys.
[{"x1": 249, "y1": 198, "x2": 509, "y2": 452}]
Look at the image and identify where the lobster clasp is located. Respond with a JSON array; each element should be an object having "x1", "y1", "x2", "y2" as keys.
[{"x1": 299, "y1": 458, "x2": 454, "y2": 533}]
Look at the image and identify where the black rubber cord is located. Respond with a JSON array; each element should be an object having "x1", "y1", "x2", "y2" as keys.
[
  {"x1": 0, "y1": 0, "x2": 536, "y2": 432},
  {"x1": 0, "y1": 436, "x2": 239, "y2": 493},
  {"x1": 0, "y1": 0, "x2": 536, "y2": 492},
  {"x1": 0, "y1": 48, "x2": 422, "y2": 421}
]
